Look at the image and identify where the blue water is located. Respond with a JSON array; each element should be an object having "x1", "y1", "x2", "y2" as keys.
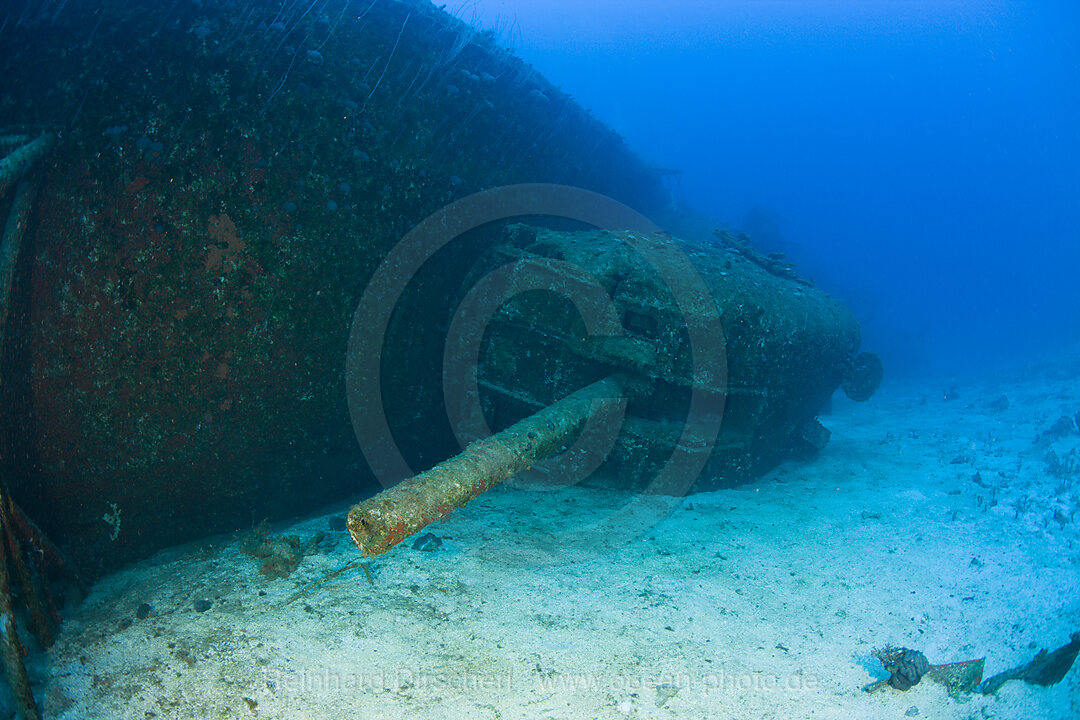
[{"x1": 466, "y1": 0, "x2": 1080, "y2": 378}]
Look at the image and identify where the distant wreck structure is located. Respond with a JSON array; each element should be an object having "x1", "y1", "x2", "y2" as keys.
[{"x1": 0, "y1": 0, "x2": 879, "y2": 580}]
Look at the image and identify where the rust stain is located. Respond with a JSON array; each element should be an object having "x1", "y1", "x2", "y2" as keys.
[
  {"x1": 124, "y1": 175, "x2": 150, "y2": 194},
  {"x1": 205, "y1": 214, "x2": 246, "y2": 273}
]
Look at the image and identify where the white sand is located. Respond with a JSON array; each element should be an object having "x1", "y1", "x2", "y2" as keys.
[{"x1": 31, "y1": 353, "x2": 1080, "y2": 719}]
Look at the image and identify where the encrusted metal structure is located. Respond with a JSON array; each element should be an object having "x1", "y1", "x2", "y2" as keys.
[
  {"x1": 348, "y1": 222, "x2": 878, "y2": 556},
  {"x1": 0, "y1": 2, "x2": 878, "y2": 580}
]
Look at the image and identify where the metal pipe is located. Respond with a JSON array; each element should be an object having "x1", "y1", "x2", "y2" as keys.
[
  {"x1": 0, "y1": 135, "x2": 31, "y2": 154},
  {"x1": 0, "y1": 133, "x2": 54, "y2": 198}
]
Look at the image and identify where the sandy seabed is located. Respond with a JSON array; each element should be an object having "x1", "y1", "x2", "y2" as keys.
[{"x1": 27, "y1": 352, "x2": 1080, "y2": 719}]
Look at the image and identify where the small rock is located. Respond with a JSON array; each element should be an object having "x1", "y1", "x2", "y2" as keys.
[
  {"x1": 194, "y1": 599, "x2": 213, "y2": 613},
  {"x1": 136, "y1": 602, "x2": 153, "y2": 620},
  {"x1": 412, "y1": 532, "x2": 442, "y2": 551},
  {"x1": 905, "y1": 706, "x2": 920, "y2": 716},
  {"x1": 874, "y1": 646, "x2": 930, "y2": 690},
  {"x1": 654, "y1": 683, "x2": 679, "y2": 707}
]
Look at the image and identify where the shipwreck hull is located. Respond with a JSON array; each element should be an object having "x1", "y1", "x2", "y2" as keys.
[{"x1": 0, "y1": 0, "x2": 874, "y2": 578}]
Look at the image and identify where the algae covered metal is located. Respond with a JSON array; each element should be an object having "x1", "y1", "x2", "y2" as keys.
[
  {"x1": 0, "y1": 0, "x2": 667, "y2": 578},
  {"x1": 0, "y1": 0, "x2": 878, "y2": 576}
]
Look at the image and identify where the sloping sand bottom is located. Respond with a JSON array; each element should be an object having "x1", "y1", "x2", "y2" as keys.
[{"x1": 30, "y1": 354, "x2": 1080, "y2": 719}]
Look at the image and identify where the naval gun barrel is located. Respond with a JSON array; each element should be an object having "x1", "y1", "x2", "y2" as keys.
[{"x1": 347, "y1": 375, "x2": 626, "y2": 557}]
